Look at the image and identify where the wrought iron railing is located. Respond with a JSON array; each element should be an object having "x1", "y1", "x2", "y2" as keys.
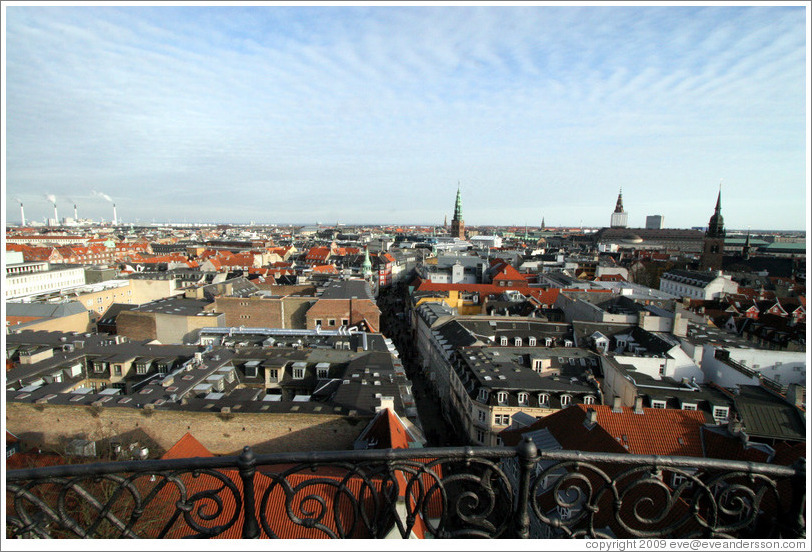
[{"x1": 6, "y1": 439, "x2": 806, "y2": 539}]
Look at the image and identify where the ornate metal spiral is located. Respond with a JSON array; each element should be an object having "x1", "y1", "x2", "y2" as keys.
[{"x1": 5, "y1": 445, "x2": 804, "y2": 539}]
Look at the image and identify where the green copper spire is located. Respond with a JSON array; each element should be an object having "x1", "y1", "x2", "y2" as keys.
[
  {"x1": 362, "y1": 245, "x2": 372, "y2": 276},
  {"x1": 453, "y1": 183, "x2": 462, "y2": 221}
]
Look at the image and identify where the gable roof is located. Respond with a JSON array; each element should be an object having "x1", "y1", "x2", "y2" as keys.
[
  {"x1": 161, "y1": 433, "x2": 214, "y2": 460},
  {"x1": 501, "y1": 404, "x2": 707, "y2": 457}
]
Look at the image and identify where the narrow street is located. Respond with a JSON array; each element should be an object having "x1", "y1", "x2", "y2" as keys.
[{"x1": 377, "y1": 283, "x2": 466, "y2": 447}]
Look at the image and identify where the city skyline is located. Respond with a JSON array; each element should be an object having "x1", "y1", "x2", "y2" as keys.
[{"x1": 3, "y1": 3, "x2": 810, "y2": 230}]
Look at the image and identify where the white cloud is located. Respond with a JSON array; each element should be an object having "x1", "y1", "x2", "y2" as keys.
[{"x1": 4, "y1": 5, "x2": 807, "y2": 229}]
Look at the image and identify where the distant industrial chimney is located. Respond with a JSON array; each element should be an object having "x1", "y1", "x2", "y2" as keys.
[
  {"x1": 20, "y1": 202, "x2": 25, "y2": 226},
  {"x1": 53, "y1": 203, "x2": 58, "y2": 225},
  {"x1": 74, "y1": 204, "x2": 78, "y2": 220},
  {"x1": 113, "y1": 203, "x2": 118, "y2": 225}
]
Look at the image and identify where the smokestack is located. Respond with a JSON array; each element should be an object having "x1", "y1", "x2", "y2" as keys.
[
  {"x1": 53, "y1": 203, "x2": 58, "y2": 225},
  {"x1": 74, "y1": 204, "x2": 78, "y2": 220},
  {"x1": 113, "y1": 203, "x2": 118, "y2": 225},
  {"x1": 20, "y1": 203, "x2": 25, "y2": 226}
]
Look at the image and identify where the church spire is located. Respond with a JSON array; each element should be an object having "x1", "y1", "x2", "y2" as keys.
[
  {"x1": 450, "y1": 182, "x2": 465, "y2": 239},
  {"x1": 614, "y1": 187, "x2": 624, "y2": 213},
  {"x1": 453, "y1": 182, "x2": 463, "y2": 222},
  {"x1": 706, "y1": 184, "x2": 725, "y2": 238}
]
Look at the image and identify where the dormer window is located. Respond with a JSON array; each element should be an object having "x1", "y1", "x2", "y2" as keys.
[
  {"x1": 560, "y1": 395, "x2": 572, "y2": 407},
  {"x1": 583, "y1": 395, "x2": 595, "y2": 405},
  {"x1": 518, "y1": 392, "x2": 529, "y2": 406},
  {"x1": 712, "y1": 406, "x2": 729, "y2": 422},
  {"x1": 478, "y1": 389, "x2": 489, "y2": 403},
  {"x1": 682, "y1": 402, "x2": 697, "y2": 411},
  {"x1": 528, "y1": 337, "x2": 536, "y2": 347},
  {"x1": 497, "y1": 392, "x2": 508, "y2": 405},
  {"x1": 500, "y1": 337, "x2": 508, "y2": 346},
  {"x1": 651, "y1": 400, "x2": 667, "y2": 409},
  {"x1": 538, "y1": 393, "x2": 550, "y2": 407},
  {"x1": 514, "y1": 337, "x2": 522, "y2": 347}
]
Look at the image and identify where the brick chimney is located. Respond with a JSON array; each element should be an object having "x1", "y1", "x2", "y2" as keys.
[
  {"x1": 634, "y1": 396, "x2": 644, "y2": 414},
  {"x1": 583, "y1": 408, "x2": 598, "y2": 430},
  {"x1": 786, "y1": 383, "x2": 805, "y2": 408}
]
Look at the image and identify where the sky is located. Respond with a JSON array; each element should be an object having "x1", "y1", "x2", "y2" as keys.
[{"x1": 2, "y1": 2, "x2": 809, "y2": 230}]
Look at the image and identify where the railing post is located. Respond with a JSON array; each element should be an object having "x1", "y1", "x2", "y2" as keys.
[
  {"x1": 238, "y1": 446, "x2": 260, "y2": 539},
  {"x1": 787, "y1": 458, "x2": 806, "y2": 538},
  {"x1": 515, "y1": 436, "x2": 539, "y2": 539}
]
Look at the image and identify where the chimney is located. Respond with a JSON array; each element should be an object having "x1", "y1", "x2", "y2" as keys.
[
  {"x1": 375, "y1": 395, "x2": 395, "y2": 412},
  {"x1": 20, "y1": 202, "x2": 25, "y2": 226},
  {"x1": 113, "y1": 203, "x2": 118, "y2": 225},
  {"x1": 53, "y1": 203, "x2": 58, "y2": 224},
  {"x1": 583, "y1": 408, "x2": 597, "y2": 430},
  {"x1": 612, "y1": 396, "x2": 622, "y2": 413},
  {"x1": 634, "y1": 396, "x2": 644, "y2": 414},
  {"x1": 74, "y1": 204, "x2": 78, "y2": 220},
  {"x1": 786, "y1": 383, "x2": 805, "y2": 408}
]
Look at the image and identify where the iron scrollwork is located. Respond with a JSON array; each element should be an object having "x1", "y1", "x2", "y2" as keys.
[{"x1": 6, "y1": 444, "x2": 805, "y2": 539}]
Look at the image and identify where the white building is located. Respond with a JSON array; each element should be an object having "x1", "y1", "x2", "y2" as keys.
[
  {"x1": 700, "y1": 344, "x2": 806, "y2": 390},
  {"x1": 469, "y1": 235, "x2": 503, "y2": 249},
  {"x1": 5, "y1": 252, "x2": 86, "y2": 300},
  {"x1": 659, "y1": 269, "x2": 738, "y2": 300}
]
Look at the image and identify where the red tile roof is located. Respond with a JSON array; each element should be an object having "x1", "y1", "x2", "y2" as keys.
[{"x1": 161, "y1": 433, "x2": 214, "y2": 460}]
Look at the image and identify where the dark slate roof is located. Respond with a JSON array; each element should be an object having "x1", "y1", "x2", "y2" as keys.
[
  {"x1": 131, "y1": 296, "x2": 212, "y2": 316},
  {"x1": 661, "y1": 269, "x2": 719, "y2": 285},
  {"x1": 5, "y1": 301, "x2": 88, "y2": 318},
  {"x1": 319, "y1": 279, "x2": 375, "y2": 300},
  {"x1": 97, "y1": 303, "x2": 135, "y2": 325},
  {"x1": 733, "y1": 386, "x2": 805, "y2": 442}
]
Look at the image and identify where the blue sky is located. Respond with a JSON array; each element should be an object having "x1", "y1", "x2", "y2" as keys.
[{"x1": 3, "y1": 4, "x2": 809, "y2": 229}]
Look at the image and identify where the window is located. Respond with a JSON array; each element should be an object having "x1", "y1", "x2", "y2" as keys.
[
  {"x1": 528, "y1": 337, "x2": 536, "y2": 346},
  {"x1": 583, "y1": 395, "x2": 595, "y2": 405},
  {"x1": 317, "y1": 366, "x2": 329, "y2": 378},
  {"x1": 497, "y1": 392, "x2": 508, "y2": 404},
  {"x1": 651, "y1": 400, "x2": 667, "y2": 409},
  {"x1": 518, "y1": 392, "x2": 529, "y2": 406},
  {"x1": 538, "y1": 393, "x2": 550, "y2": 407},
  {"x1": 478, "y1": 409, "x2": 487, "y2": 422},
  {"x1": 495, "y1": 414, "x2": 510, "y2": 425},
  {"x1": 293, "y1": 367, "x2": 305, "y2": 379},
  {"x1": 114, "y1": 365, "x2": 122, "y2": 376},
  {"x1": 328, "y1": 319, "x2": 336, "y2": 326},
  {"x1": 341, "y1": 319, "x2": 349, "y2": 326},
  {"x1": 532, "y1": 359, "x2": 543, "y2": 372},
  {"x1": 478, "y1": 389, "x2": 489, "y2": 403},
  {"x1": 712, "y1": 406, "x2": 729, "y2": 422},
  {"x1": 268, "y1": 369, "x2": 279, "y2": 382},
  {"x1": 514, "y1": 337, "x2": 522, "y2": 347},
  {"x1": 476, "y1": 429, "x2": 486, "y2": 444},
  {"x1": 560, "y1": 395, "x2": 572, "y2": 407},
  {"x1": 315, "y1": 319, "x2": 322, "y2": 327},
  {"x1": 671, "y1": 472, "x2": 692, "y2": 488},
  {"x1": 682, "y1": 403, "x2": 697, "y2": 411},
  {"x1": 659, "y1": 365, "x2": 666, "y2": 376},
  {"x1": 500, "y1": 337, "x2": 508, "y2": 346},
  {"x1": 136, "y1": 364, "x2": 147, "y2": 375}
]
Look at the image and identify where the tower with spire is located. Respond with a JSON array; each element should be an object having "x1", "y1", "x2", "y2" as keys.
[
  {"x1": 361, "y1": 245, "x2": 373, "y2": 278},
  {"x1": 450, "y1": 183, "x2": 465, "y2": 239},
  {"x1": 610, "y1": 187, "x2": 628, "y2": 228},
  {"x1": 742, "y1": 228, "x2": 751, "y2": 260},
  {"x1": 700, "y1": 185, "x2": 726, "y2": 271}
]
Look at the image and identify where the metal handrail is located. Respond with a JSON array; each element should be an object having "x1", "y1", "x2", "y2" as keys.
[{"x1": 6, "y1": 440, "x2": 806, "y2": 539}]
